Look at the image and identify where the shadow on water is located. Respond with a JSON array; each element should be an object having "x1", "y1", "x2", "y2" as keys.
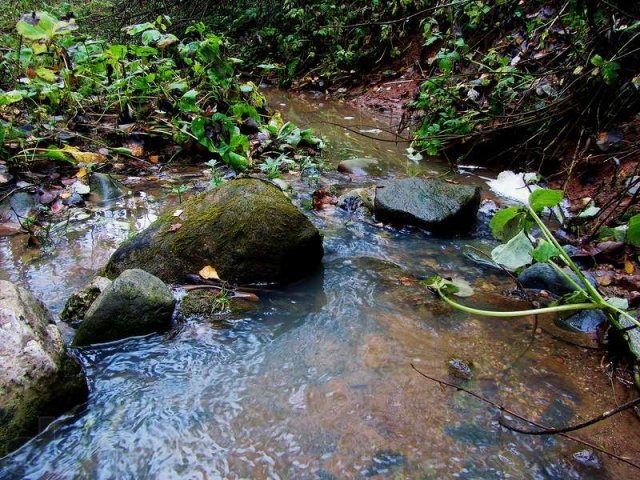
[{"x1": 1, "y1": 91, "x2": 638, "y2": 479}]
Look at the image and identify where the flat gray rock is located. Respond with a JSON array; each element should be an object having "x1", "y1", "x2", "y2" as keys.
[{"x1": 374, "y1": 178, "x2": 481, "y2": 233}]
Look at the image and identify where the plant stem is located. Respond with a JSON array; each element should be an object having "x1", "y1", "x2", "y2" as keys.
[{"x1": 437, "y1": 290, "x2": 600, "y2": 318}]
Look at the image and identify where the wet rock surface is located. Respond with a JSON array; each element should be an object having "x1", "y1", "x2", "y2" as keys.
[
  {"x1": 60, "y1": 276, "x2": 113, "y2": 327},
  {"x1": 518, "y1": 263, "x2": 596, "y2": 296},
  {"x1": 105, "y1": 178, "x2": 324, "y2": 285},
  {"x1": 336, "y1": 187, "x2": 375, "y2": 214},
  {"x1": 0, "y1": 281, "x2": 87, "y2": 455},
  {"x1": 73, "y1": 269, "x2": 176, "y2": 346},
  {"x1": 373, "y1": 178, "x2": 481, "y2": 233},
  {"x1": 337, "y1": 158, "x2": 381, "y2": 177}
]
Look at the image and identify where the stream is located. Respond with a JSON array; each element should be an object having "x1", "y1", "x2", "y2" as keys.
[{"x1": 0, "y1": 91, "x2": 638, "y2": 479}]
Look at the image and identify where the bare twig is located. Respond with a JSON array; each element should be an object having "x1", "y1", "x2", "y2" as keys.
[{"x1": 411, "y1": 364, "x2": 640, "y2": 471}]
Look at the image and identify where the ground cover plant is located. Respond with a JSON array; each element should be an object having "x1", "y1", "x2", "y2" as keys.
[{"x1": 0, "y1": 8, "x2": 324, "y2": 244}]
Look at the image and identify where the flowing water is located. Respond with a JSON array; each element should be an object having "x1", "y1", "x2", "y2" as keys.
[{"x1": 1, "y1": 91, "x2": 639, "y2": 479}]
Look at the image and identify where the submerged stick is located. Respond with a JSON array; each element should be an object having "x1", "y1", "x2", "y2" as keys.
[{"x1": 410, "y1": 364, "x2": 640, "y2": 471}]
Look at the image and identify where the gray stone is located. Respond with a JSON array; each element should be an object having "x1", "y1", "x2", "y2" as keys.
[
  {"x1": 337, "y1": 187, "x2": 375, "y2": 213},
  {"x1": 337, "y1": 158, "x2": 381, "y2": 177},
  {"x1": 63, "y1": 192, "x2": 85, "y2": 207},
  {"x1": 104, "y1": 178, "x2": 324, "y2": 285},
  {"x1": 518, "y1": 263, "x2": 596, "y2": 297},
  {"x1": 89, "y1": 173, "x2": 124, "y2": 205},
  {"x1": 73, "y1": 269, "x2": 176, "y2": 346},
  {"x1": 0, "y1": 281, "x2": 87, "y2": 455},
  {"x1": 0, "y1": 192, "x2": 37, "y2": 222},
  {"x1": 59, "y1": 276, "x2": 112, "y2": 327},
  {"x1": 374, "y1": 177, "x2": 481, "y2": 233},
  {"x1": 0, "y1": 164, "x2": 12, "y2": 184},
  {"x1": 556, "y1": 309, "x2": 607, "y2": 333}
]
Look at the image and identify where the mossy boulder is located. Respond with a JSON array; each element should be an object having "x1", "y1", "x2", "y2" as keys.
[
  {"x1": 73, "y1": 269, "x2": 176, "y2": 346},
  {"x1": 0, "y1": 281, "x2": 87, "y2": 456},
  {"x1": 104, "y1": 178, "x2": 324, "y2": 284},
  {"x1": 374, "y1": 178, "x2": 481, "y2": 234}
]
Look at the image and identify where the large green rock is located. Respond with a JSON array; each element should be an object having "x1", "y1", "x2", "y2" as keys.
[
  {"x1": 0, "y1": 281, "x2": 87, "y2": 456},
  {"x1": 73, "y1": 269, "x2": 176, "y2": 346},
  {"x1": 104, "y1": 178, "x2": 324, "y2": 284},
  {"x1": 374, "y1": 178, "x2": 481, "y2": 233}
]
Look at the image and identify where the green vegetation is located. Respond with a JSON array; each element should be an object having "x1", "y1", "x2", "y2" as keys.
[
  {"x1": 107, "y1": 0, "x2": 432, "y2": 85},
  {"x1": 0, "y1": 8, "x2": 323, "y2": 173},
  {"x1": 408, "y1": 1, "x2": 640, "y2": 166},
  {"x1": 426, "y1": 188, "x2": 640, "y2": 359}
]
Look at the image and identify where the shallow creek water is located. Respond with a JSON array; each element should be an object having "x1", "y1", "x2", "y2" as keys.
[{"x1": 1, "y1": 91, "x2": 639, "y2": 479}]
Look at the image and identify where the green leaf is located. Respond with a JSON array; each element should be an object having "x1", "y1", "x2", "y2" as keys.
[
  {"x1": 553, "y1": 290, "x2": 590, "y2": 306},
  {"x1": 422, "y1": 275, "x2": 459, "y2": 296},
  {"x1": 223, "y1": 151, "x2": 249, "y2": 170},
  {"x1": 141, "y1": 29, "x2": 162, "y2": 46},
  {"x1": 106, "y1": 45, "x2": 127, "y2": 60},
  {"x1": 590, "y1": 54, "x2": 604, "y2": 67},
  {"x1": 532, "y1": 240, "x2": 562, "y2": 263},
  {"x1": 627, "y1": 214, "x2": 640, "y2": 247},
  {"x1": 489, "y1": 206, "x2": 525, "y2": 240},
  {"x1": 230, "y1": 102, "x2": 260, "y2": 121},
  {"x1": 17, "y1": 12, "x2": 57, "y2": 40},
  {"x1": 0, "y1": 90, "x2": 26, "y2": 105},
  {"x1": 40, "y1": 146, "x2": 75, "y2": 164},
  {"x1": 124, "y1": 22, "x2": 156, "y2": 36},
  {"x1": 491, "y1": 230, "x2": 534, "y2": 271},
  {"x1": 528, "y1": 188, "x2": 563, "y2": 212},
  {"x1": 157, "y1": 34, "x2": 178, "y2": 49},
  {"x1": 178, "y1": 89, "x2": 199, "y2": 113},
  {"x1": 35, "y1": 67, "x2": 56, "y2": 82}
]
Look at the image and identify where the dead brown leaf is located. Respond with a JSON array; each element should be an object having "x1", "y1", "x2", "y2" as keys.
[{"x1": 199, "y1": 265, "x2": 221, "y2": 281}]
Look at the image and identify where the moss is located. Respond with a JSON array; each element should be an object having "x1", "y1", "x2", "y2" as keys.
[
  {"x1": 179, "y1": 290, "x2": 258, "y2": 322},
  {"x1": 105, "y1": 178, "x2": 323, "y2": 284}
]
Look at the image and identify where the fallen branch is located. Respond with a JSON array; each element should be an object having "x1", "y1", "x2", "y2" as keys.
[
  {"x1": 500, "y1": 396, "x2": 640, "y2": 435},
  {"x1": 410, "y1": 364, "x2": 640, "y2": 471}
]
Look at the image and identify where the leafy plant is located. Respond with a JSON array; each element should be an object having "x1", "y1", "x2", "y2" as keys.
[
  {"x1": 425, "y1": 189, "x2": 640, "y2": 358},
  {"x1": 204, "y1": 159, "x2": 225, "y2": 189},
  {"x1": 168, "y1": 184, "x2": 189, "y2": 204}
]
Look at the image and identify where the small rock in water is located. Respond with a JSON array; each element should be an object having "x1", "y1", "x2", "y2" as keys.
[
  {"x1": 556, "y1": 310, "x2": 606, "y2": 334},
  {"x1": 62, "y1": 192, "x2": 85, "y2": 207},
  {"x1": 374, "y1": 177, "x2": 481, "y2": 234},
  {"x1": 448, "y1": 357, "x2": 474, "y2": 380},
  {"x1": 518, "y1": 263, "x2": 596, "y2": 297},
  {"x1": 0, "y1": 164, "x2": 12, "y2": 184},
  {"x1": 89, "y1": 173, "x2": 124, "y2": 204},
  {"x1": 73, "y1": 269, "x2": 176, "y2": 346},
  {"x1": 337, "y1": 157, "x2": 380, "y2": 177},
  {"x1": 0, "y1": 192, "x2": 37, "y2": 222},
  {"x1": 60, "y1": 276, "x2": 112, "y2": 327},
  {"x1": 572, "y1": 449, "x2": 602, "y2": 469},
  {"x1": 337, "y1": 187, "x2": 375, "y2": 213}
]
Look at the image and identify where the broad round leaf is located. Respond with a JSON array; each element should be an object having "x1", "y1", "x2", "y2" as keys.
[
  {"x1": 528, "y1": 188, "x2": 563, "y2": 212},
  {"x1": 491, "y1": 230, "x2": 534, "y2": 271},
  {"x1": 489, "y1": 206, "x2": 525, "y2": 240},
  {"x1": 627, "y1": 214, "x2": 640, "y2": 247}
]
